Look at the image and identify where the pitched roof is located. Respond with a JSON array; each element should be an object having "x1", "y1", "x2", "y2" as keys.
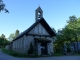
[
  {"x1": 13, "y1": 18, "x2": 56, "y2": 41},
  {"x1": 35, "y1": 6, "x2": 43, "y2": 12}
]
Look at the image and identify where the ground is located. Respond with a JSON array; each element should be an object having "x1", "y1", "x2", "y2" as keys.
[{"x1": 0, "y1": 49, "x2": 80, "y2": 60}]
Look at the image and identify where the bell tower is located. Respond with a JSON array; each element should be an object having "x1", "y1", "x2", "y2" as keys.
[{"x1": 35, "y1": 6, "x2": 43, "y2": 22}]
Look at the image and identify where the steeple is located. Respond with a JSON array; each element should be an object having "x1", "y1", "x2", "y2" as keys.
[{"x1": 35, "y1": 6, "x2": 43, "y2": 22}]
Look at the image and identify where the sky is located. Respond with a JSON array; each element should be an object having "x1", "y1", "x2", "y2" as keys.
[{"x1": 0, "y1": 0, "x2": 80, "y2": 38}]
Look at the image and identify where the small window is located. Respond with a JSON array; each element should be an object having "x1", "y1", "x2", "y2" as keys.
[
  {"x1": 39, "y1": 25, "x2": 42, "y2": 33},
  {"x1": 38, "y1": 11, "x2": 41, "y2": 19},
  {"x1": 42, "y1": 28, "x2": 45, "y2": 34},
  {"x1": 34, "y1": 25, "x2": 39, "y2": 33}
]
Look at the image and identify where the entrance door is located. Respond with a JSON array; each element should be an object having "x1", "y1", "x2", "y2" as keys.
[{"x1": 41, "y1": 42, "x2": 47, "y2": 55}]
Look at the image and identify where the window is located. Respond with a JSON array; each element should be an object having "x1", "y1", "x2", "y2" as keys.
[
  {"x1": 34, "y1": 25, "x2": 38, "y2": 33},
  {"x1": 39, "y1": 25, "x2": 42, "y2": 33},
  {"x1": 38, "y1": 11, "x2": 41, "y2": 19},
  {"x1": 42, "y1": 28, "x2": 45, "y2": 34}
]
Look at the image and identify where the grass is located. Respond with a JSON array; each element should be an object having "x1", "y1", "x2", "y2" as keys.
[
  {"x1": 53, "y1": 52, "x2": 80, "y2": 56},
  {"x1": 52, "y1": 52, "x2": 64, "y2": 56},
  {"x1": 1, "y1": 48, "x2": 43, "y2": 58},
  {"x1": 72, "y1": 53, "x2": 80, "y2": 56},
  {"x1": 1, "y1": 48, "x2": 67, "y2": 57},
  {"x1": 1, "y1": 48, "x2": 29, "y2": 58}
]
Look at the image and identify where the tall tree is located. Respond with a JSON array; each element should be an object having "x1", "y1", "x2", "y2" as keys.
[
  {"x1": 1, "y1": 34, "x2": 5, "y2": 38},
  {"x1": 8, "y1": 30, "x2": 20, "y2": 41},
  {"x1": 54, "y1": 15, "x2": 80, "y2": 53},
  {"x1": 67, "y1": 15, "x2": 80, "y2": 53},
  {"x1": 15, "y1": 30, "x2": 19, "y2": 38},
  {"x1": 54, "y1": 29, "x2": 65, "y2": 53},
  {"x1": 0, "y1": 34, "x2": 10, "y2": 47},
  {"x1": 8, "y1": 33, "x2": 15, "y2": 41}
]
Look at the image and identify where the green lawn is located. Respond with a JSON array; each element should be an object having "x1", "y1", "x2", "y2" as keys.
[
  {"x1": 3, "y1": 48, "x2": 80, "y2": 57},
  {"x1": 52, "y1": 53, "x2": 64, "y2": 56},
  {"x1": 1, "y1": 48, "x2": 28, "y2": 57},
  {"x1": 1, "y1": 48, "x2": 42, "y2": 58}
]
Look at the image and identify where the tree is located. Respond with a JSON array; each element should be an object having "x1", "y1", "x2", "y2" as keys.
[
  {"x1": 52, "y1": 28, "x2": 56, "y2": 33},
  {"x1": 8, "y1": 30, "x2": 20, "y2": 41},
  {"x1": 54, "y1": 15, "x2": 80, "y2": 53},
  {"x1": 62, "y1": 15, "x2": 80, "y2": 53},
  {"x1": 67, "y1": 15, "x2": 80, "y2": 53},
  {"x1": 0, "y1": 0, "x2": 9, "y2": 13},
  {"x1": 54, "y1": 15, "x2": 77, "y2": 53},
  {"x1": 0, "y1": 34, "x2": 10, "y2": 47},
  {"x1": 54, "y1": 29, "x2": 65, "y2": 53},
  {"x1": 15, "y1": 30, "x2": 19, "y2": 38},
  {"x1": 28, "y1": 42, "x2": 34, "y2": 54},
  {"x1": 8, "y1": 33, "x2": 15, "y2": 41},
  {"x1": 1, "y1": 34, "x2": 5, "y2": 38},
  {"x1": 1, "y1": 34, "x2": 5, "y2": 47}
]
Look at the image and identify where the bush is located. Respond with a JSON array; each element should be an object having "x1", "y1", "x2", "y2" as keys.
[
  {"x1": 67, "y1": 47, "x2": 71, "y2": 53},
  {"x1": 28, "y1": 42, "x2": 34, "y2": 55},
  {"x1": 52, "y1": 52, "x2": 63, "y2": 56}
]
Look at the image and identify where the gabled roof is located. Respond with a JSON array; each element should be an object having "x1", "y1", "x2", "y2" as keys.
[
  {"x1": 13, "y1": 18, "x2": 56, "y2": 41},
  {"x1": 35, "y1": 6, "x2": 43, "y2": 12}
]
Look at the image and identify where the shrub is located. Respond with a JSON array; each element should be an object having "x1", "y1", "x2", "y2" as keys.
[
  {"x1": 28, "y1": 42, "x2": 34, "y2": 55},
  {"x1": 67, "y1": 47, "x2": 71, "y2": 53}
]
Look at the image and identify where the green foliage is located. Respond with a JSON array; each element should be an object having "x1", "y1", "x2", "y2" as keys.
[
  {"x1": 54, "y1": 30, "x2": 65, "y2": 53},
  {"x1": 52, "y1": 52, "x2": 63, "y2": 56},
  {"x1": 8, "y1": 30, "x2": 20, "y2": 41},
  {"x1": 8, "y1": 33, "x2": 15, "y2": 41},
  {"x1": 0, "y1": 36, "x2": 10, "y2": 48},
  {"x1": 67, "y1": 16, "x2": 80, "y2": 53},
  {"x1": 1, "y1": 48, "x2": 40, "y2": 58},
  {"x1": 1, "y1": 48, "x2": 28, "y2": 57},
  {"x1": 67, "y1": 47, "x2": 71, "y2": 53},
  {"x1": 0, "y1": 0, "x2": 9, "y2": 13},
  {"x1": 15, "y1": 30, "x2": 19, "y2": 38},
  {"x1": 0, "y1": 38, "x2": 4, "y2": 47},
  {"x1": 52, "y1": 28, "x2": 56, "y2": 33},
  {"x1": 54, "y1": 15, "x2": 80, "y2": 54},
  {"x1": 28, "y1": 42, "x2": 34, "y2": 55}
]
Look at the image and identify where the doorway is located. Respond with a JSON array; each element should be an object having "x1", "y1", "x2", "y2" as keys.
[{"x1": 41, "y1": 42, "x2": 47, "y2": 55}]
